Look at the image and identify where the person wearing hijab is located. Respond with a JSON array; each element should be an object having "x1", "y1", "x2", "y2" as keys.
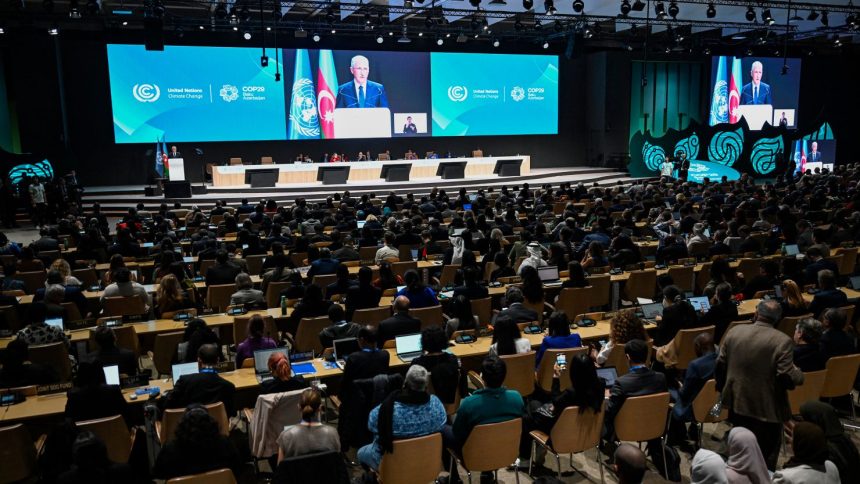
[
  {"x1": 725, "y1": 427, "x2": 771, "y2": 484},
  {"x1": 518, "y1": 242, "x2": 547, "y2": 275},
  {"x1": 773, "y1": 421, "x2": 841, "y2": 483},
  {"x1": 799, "y1": 401, "x2": 859, "y2": 482},
  {"x1": 356, "y1": 365, "x2": 447, "y2": 472},
  {"x1": 691, "y1": 449, "x2": 728, "y2": 484}
]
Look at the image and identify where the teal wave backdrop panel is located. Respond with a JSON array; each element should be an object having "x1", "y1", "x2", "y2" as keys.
[{"x1": 629, "y1": 61, "x2": 708, "y2": 142}]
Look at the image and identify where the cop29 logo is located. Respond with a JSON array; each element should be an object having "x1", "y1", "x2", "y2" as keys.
[
  {"x1": 447, "y1": 85, "x2": 468, "y2": 102},
  {"x1": 132, "y1": 83, "x2": 160, "y2": 103},
  {"x1": 220, "y1": 84, "x2": 239, "y2": 102},
  {"x1": 510, "y1": 86, "x2": 525, "y2": 102}
]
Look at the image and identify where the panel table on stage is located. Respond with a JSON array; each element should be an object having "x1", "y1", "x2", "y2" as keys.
[{"x1": 211, "y1": 155, "x2": 531, "y2": 187}]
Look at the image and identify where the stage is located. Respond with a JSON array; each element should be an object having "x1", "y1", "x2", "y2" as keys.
[{"x1": 81, "y1": 166, "x2": 643, "y2": 215}]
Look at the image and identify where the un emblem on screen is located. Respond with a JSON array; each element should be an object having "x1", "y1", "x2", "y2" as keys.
[
  {"x1": 132, "y1": 83, "x2": 160, "y2": 103},
  {"x1": 220, "y1": 84, "x2": 239, "y2": 102},
  {"x1": 447, "y1": 85, "x2": 468, "y2": 102}
]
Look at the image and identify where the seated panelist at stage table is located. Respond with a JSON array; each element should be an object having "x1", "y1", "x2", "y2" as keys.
[{"x1": 335, "y1": 55, "x2": 389, "y2": 109}]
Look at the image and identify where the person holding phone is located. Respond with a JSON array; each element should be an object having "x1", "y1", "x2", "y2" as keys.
[{"x1": 534, "y1": 311, "x2": 583, "y2": 368}]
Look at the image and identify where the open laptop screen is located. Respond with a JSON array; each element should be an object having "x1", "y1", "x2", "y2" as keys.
[
  {"x1": 103, "y1": 365, "x2": 121, "y2": 386},
  {"x1": 171, "y1": 362, "x2": 199, "y2": 383},
  {"x1": 688, "y1": 296, "x2": 711, "y2": 312},
  {"x1": 784, "y1": 244, "x2": 800, "y2": 256},
  {"x1": 537, "y1": 265, "x2": 560, "y2": 282},
  {"x1": 253, "y1": 347, "x2": 288, "y2": 374},
  {"x1": 395, "y1": 333, "x2": 422, "y2": 355},
  {"x1": 334, "y1": 338, "x2": 361, "y2": 361},
  {"x1": 596, "y1": 367, "x2": 618, "y2": 388},
  {"x1": 640, "y1": 302, "x2": 664, "y2": 320}
]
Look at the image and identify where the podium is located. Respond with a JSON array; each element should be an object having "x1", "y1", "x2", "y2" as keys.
[
  {"x1": 436, "y1": 161, "x2": 467, "y2": 180},
  {"x1": 317, "y1": 166, "x2": 350, "y2": 185},
  {"x1": 381, "y1": 163, "x2": 411, "y2": 182},
  {"x1": 493, "y1": 158, "x2": 523, "y2": 177},
  {"x1": 245, "y1": 168, "x2": 279, "y2": 188},
  {"x1": 167, "y1": 158, "x2": 186, "y2": 181}
]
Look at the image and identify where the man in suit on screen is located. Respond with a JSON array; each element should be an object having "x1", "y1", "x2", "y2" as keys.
[
  {"x1": 740, "y1": 61, "x2": 773, "y2": 105},
  {"x1": 809, "y1": 142, "x2": 822, "y2": 163},
  {"x1": 335, "y1": 55, "x2": 389, "y2": 109}
]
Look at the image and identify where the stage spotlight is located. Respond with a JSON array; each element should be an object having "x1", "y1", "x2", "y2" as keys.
[
  {"x1": 572, "y1": 0, "x2": 584, "y2": 13},
  {"x1": 470, "y1": 16, "x2": 480, "y2": 30},
  {"x1": 534, "y1": 18, "x2": 542, "y2": 30},
  {"x1": 198, "y1": 25, "x2": 204, "y2": 30},
  {"x1": 331, "y1": 28, "x2": 336, "y2": 34},
  {"x1": 469, "y1": 0, "x2": 480, "y2": 7},
  {"x1": 545, "y1": 0, "x2": 557, "y2": 15},
  {"x1": 482, "y1": 17, "x2": 489, "y2": 30},
  {"x1": 377, "y1": 34, "x2": 384, "y2": 43},
  {"x1": 122, "y1": 20, "x2": 128, "y2": 26},
  {"x1": 48, "y1": 26, "x2": 59, "y2": 35},
  {"x1": 404, "y1": 0, "x2": 413, "y2": 6},
  {"x1": 238, "y1": 4, "x2": 250, "y2": 22},
  {"x1": 325, "y1": 9, "x2": 335, "y2": 23},
  {"x1": 703, "y1": 46, "x2": 710, "y2": 54},
  {"x1": 745, "y1": 6, "x2": 755, "y2": 22},
  {"x1": 554, "y1": 20, "x2": 563, "y2": 31},
  {"x1": 620, "y1": 0, "x2": 630, "y2": 15},
  {"x1": 631, "y1": 0, "x2": 645, "y2": 10},
  {"x1": 706, "y1": 3, "x2": 715, "y2": 18},
  {"x1": 243, "y1": 30, "x2": 251, "y2": 39},
  {"x1": 820, "y1": 10, "x2": 828, "y2": 26},
  {"x1": 312, "y1": 32, "x2": 320, "y2": 42},
  {"x1": 232, "y1": 26, "x2": 238, "y2": 31},
  {"x1": 846, "y1": 13, "x2": 856, "y2": 28},
  {"x1": 493, "y1": 37, "x2": 500, "y2": 47},
  {"x1": 543, "y1": 41, "x2": 549, "y2": 49},
  {"x1": 425, "y1": 15, "x2": 435, "y2": 28},
  {"x1": 583, "y1": 25, "x2": 593, "y2": 38},
  {"x1": 214, "y1": 2, "x2": 227, "y2": 19},
  {"x1": 806, "y1": 9, "x2": 818, "y2": 21},
  {"x1": 654, "y1": 1, "x2": 666, "y2": 19},
  {"x1": 436, "y1": 37, "x2": 443, "y2": 45},
  {"x1": 0, "y1": 27, "x2": 4, "y2": 34},
  {"x1": 523, "y1": 0, "x2": 533, "y2": 10},
  {"x1": 489, "y1": 0, "x2": 506, "y2": 4},
  {"x1": 68, "y1": 0, "x2": 81, "y2": 18},
  {"x1": 260, "y1": 55, "x2": 267, "y2": 66},
  {"x1": 667, "y1": 1, "x2": 678, "y2": 19},
  {"x1": 42, "y1": 0, "x2": 53, "y2": 12},
  {"x1": 514, "y1": 18, "x2": 524, "y2": 31},
  {"x1": 781, "y1": 64, "x2": 789, "y2": 75},
  {"x1": 761, "y1": 9, "x2": 774, "y2": 25}
]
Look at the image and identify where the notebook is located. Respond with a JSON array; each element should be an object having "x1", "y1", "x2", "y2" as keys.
[
  {"x1": 171, "y1": 362, "x2": 199, "y2": 383},
  {"x1": 253, "y1": 347, "x2": 288, "y2": 383},
  {"x1": 395, "y1": 333, "x2": 423, "y2": 363},
  {"x1": 333, "y1": 337, "x2": 361, "y2": 370},
  {"x1": 103, "y1": 365, "x2": 120, "y2": 386},
  {"x1": 596, "y1": 367, "x2": 618, "y2": 388}
]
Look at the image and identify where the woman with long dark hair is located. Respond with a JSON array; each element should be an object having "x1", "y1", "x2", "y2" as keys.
[
  {"x1": 153, "y1": 405, "x2": 243, "y2": 480},
  {"x1": 373, "y1": 261, "x2": 403, "y2": 290},
  {"x1": 395, "y1": 269, "x2": 439, "y2": 309},
  {"x1": 445, "y1": 294, "x2": 478, "y2": 337},
  {"x1": 562, "y1": 261, "x2": 589, "y2": 289},
  {"x1": 519, "y1": 265, "x2": 544, "y2": 305},
  {"x1": 489, "y1": 315, "x2": 531, "y2": 357}
]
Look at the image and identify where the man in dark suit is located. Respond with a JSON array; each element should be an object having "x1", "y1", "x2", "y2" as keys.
[
  {"x1": 740, "y1": 61, "x2": 773, "y2": 105},
  {"x1": 808, "y1": 141, "x2": 822, "y2": 163},
  {"x1": 716, "y1": 299, "x2": 803, "y2": 470},
  {"x1": 87, "y1": 325, "x2": 138, "y2": 376},
  {"x1": 344, "y1": 267, "x2": 383, "y2": 320},
  {"x1": 793, "y1": 318, "x2": 827, "y2": 372},
  {"x1": 168, "y1": 146, "x2": 181, "y2": 158},
  {"x1": 306, "y1": 248, "x2": 340, "y2": 279},
  {"x1": 402, "y1": 116, "x2": 417, "y2": 134},
  {"x1": 603, "y1": 339, "x2": 668, "y2": 446},
  {"x1": 742, "y1": 260, "x2": 780, "y2": 299},
  {"x1": 820, "y1": 308, "x2": 858, "y2": 360},
  {"x1": 205, "y1": 250, "x2": 243, "y2": 287},
  {"x1": 236, "y1": 198, "x2": 255, "y2": 215},
  {"x1": 163, "y1": 344, "x2": 236, "y2": 415},
  {"x1": 377, "y1": 296, "x2": 421, "y2": 348},
  {"x1": 491, "y1": 287, "x2": 538, "y2": 325},
  {"x1": 335, "y1": 55, "x2": 389, "y2": 109},
  {"x1": 668, "y1": 333, "x2": 716, "y2": 445},
  {"x1": 808, "y1": 269, "x2": 847, "y2": 318},
  {"x1": 31, "y1": 227, "x2": 60, "y2": 253},
  {"x1": 803, "y1": 247, "x2": 839, "y2": 287},
  {"x1": 332, "y1": 236, "x2": 360, "y2": 262}
]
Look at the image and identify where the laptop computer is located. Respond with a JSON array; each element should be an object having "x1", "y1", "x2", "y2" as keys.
[
  {"x1": 333, "y1": 337, "x2": 361, "y2": 370},
  {"x1": 784, "y1": 244, "x2": 800, "y2": 256},
  {"x1": 849, "y1": 276, "x2": 860, "y2": 290},
  {"x1": 395, "y1": 333, "x2": 423, "y2": 363},
  {"x1": 171, "y1": 362, "x2": 199, "y2": 383},
  {"x1": 463, "y1": 203, "x2": 472, "y2": 211},
  {"x1": 688, "y1": 296, "x2": 711, "y2": 312},
  {"x1": 452, "y1": 228, "x2": 465, "y2": 237},
  {"x1": 103, "y1": 365, "x2": 121, "y2": 386},
  {"x1": 253, "y1": 347, "x2": 289, "y2": 383},
  {"x1": 44, "y1": 317, "x2": 64, "y2": 331},
  {"x1": 357, "y1": 220, "x2": 366, "y2": 229},
  {"x1": 537, "y1": 265, "x2": 561, "y2": 285},
  {"x1": 596, "y1": 366, "x2": 618, "y2": 388},
  {"x1": 469, "y1": 194, "x2": 478, "y2": 202},
  {"x1": 639, "y1": 302, "x2": 664, "y2": 321}
]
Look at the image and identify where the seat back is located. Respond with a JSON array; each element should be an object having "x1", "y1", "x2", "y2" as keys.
[
  {"x1": 536, "y1": 347, "x2": 588, "y2": 392},
  {"x1": 151, "y1": 331, "x2": 185, "y2": 377},
  {"x1": 206, "y1": 284, "x2": 236, "y2": 312},
  {"x1": 61, "y1": 301, "x2": 84, "y2": 323},
  {"x1": 198, "y1": 259, "x2": 216, "y2": 278},
  {"x1": 229, "y1": 157, "x2": 243, "y2": 165},
  {"x1": 358, "y1": 247, "x2": 378, "y2": 263},
  {"x1": 461, "y1": 418, "x2": 522, "y2": 473},
  {"x1": 554, "y1": 287, "x2": 593, "y2": 321},
  {"x1": 835, "y1": 247, "x2": 858, "y2": 276},
  {"x1": 471, "y1": 297, "x2": 492, "y2": 327},
  {"x1": 294, "y1": 316, "x2": 331, "y2": 354},
  {"x1": 161, "y1": 402, "x2": 229, "y2": 444},
  {"x1": 18, "y1": 270, "x2": 47, "y2": 294},
  {"x1": 549, "y1": 404, "x2": 605, "y2": 454},
  {"x1": 438, "y1": 265, "x2": 460, "y2": 287},
  {"x1": 837, "y1": 305, "x2": 856, "y2": 330},
  {"x1": 788, "y1": 370, "x2": 828, "y2": 416},
  {"x1": 311, "y1": 274, "x2": 338, "y2": 294},
  {"x1": 667, "y1": 266, "x2": 695, "y2": 293},
  {"x1": 0, "y1": 423, "x2": 39, "y2": 483},
  {"x1": 623, "y1": 270, "x2": 657, "y2": 302},
  {"x1": 397, "y1": 245, "x2": 419, "y2": 262},
  {"x1": 244, "y1": 255, "x2": 266, "y2": 276},
  {"x1": 412, "y1": 305, "x2": 444, "y2": 330},
  {"x1": 500, "y1": 351, "x2": 536, "y2": 397},
  {"x1": 821, "y1": 354, "x2": 860, "y2": 399},
  {"x1": 28, "y1": 342, "x2": 72, "y2": 381},
  {"x1": 614, "y1": 392, "x2": 670, "y2": 442},
  {"x1": 352, "y1": 306, "x2": 391, "y2": 329},
  {"x1": 695, "y1": 262, "x2": 712, "y2": 294},
  {"x1": 776, "y1": 314, "x2": 813, "y2": 338},
  {"x1": 691, "y1": 379, "x2": 728, "y2": 424},
  {"x1": 103, "y1": 296, "x2": 147, "y2": 318},
  {"x1": 736, "y1": 258, "x2": 761, "y2": 286},
  {"x1": 103, "y1": 324, "x2": 140, "y2": 357},
  {"x1": 585, "y1": 274, "x2": 611, "y2": 308},
  {"x1": 166, "y1": 468, "x2": 237, "y2": 484},
  {"x1": 260, "y1": 156, "x2": 274, "y2": 165},
  {"x1": 75, "y1": 414, "x2": 133, "y2": 463},
  {"x1": 72, "y1": 268, "x2": 98, "y2": 288},
  {"x1": 673, "y1": 326, "x2": 715, "y2": 370},
  {"x1": 265, "y1": 281, "x2": 291, "y2": 308},
  {"x1": 390, "y1": 261, "x2": 417, "y2": 278},
  {"x1": 522, "y1": 299, "x2": 545, "y2": 326},
  {"x1": 379, "y1": 433, "x2": 442, "y2": 484},
  {"x1": 0, "y1": 305, "x2": 22, "y2": 331},
  {"x1": 233, "y1": 315, "x2": 278, "y2": 347}
]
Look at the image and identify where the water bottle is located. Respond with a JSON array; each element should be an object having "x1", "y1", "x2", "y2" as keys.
[{"x1": 280, "y1": 295, "x2": 287, "y2": 316}]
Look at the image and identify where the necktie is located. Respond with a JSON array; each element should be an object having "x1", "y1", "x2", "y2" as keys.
[
  {"x1": 358, "y1": 85, "x2": 365, "y2": 108},
  {"x1": 754, "y1": 86, "x2": 758, "y2": 104}
]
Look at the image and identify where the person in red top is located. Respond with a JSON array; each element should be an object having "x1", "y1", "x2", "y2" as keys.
[{"x1": 329, "y1": 153, "x2": 341, "y2": 162}]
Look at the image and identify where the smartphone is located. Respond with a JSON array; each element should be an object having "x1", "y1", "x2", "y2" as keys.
[{"x1": 555, "y1": 354, "x2": 567, "y2": 370}]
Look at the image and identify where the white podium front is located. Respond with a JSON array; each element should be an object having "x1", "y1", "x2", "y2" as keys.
[{"x1": 168, "y1": 158, "x2": 186, "y2": 181}]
